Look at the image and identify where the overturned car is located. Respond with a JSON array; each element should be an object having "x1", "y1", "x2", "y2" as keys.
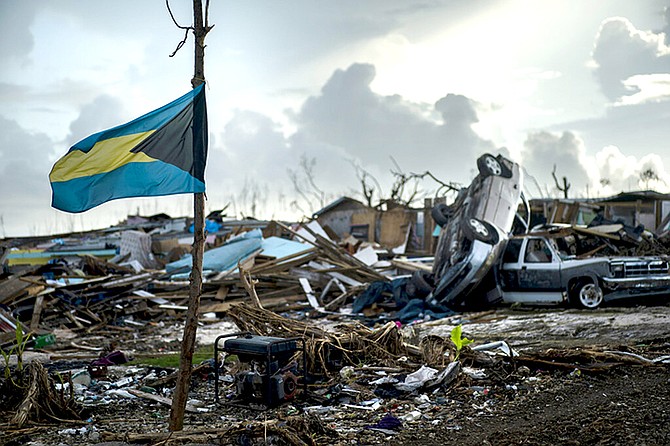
[{"x1": 425, "y1": 153, "x2": 529, "y2": 309}]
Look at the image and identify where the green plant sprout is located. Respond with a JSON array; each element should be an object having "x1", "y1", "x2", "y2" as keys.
[
  {"x1": 1, "y1": 318, "x2": 33, "y2": 386},
  {"x1": 450, "y1": 324, "x2": 473, "y2": 360}
]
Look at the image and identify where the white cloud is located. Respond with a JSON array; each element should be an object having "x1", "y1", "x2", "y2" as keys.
[
  {"x1": 201, "y1": 63, "x2": 502, "y2": 218},
  {"x1": 0, "y1": 1, "x2": 39, "y2": 61},
  {"x1": 3, "y1": 2, "x2": 670, "y2": 236},
  {"x1": 521, "y1": 130, "x2": 670, "y2": 199},
  {"x1": 591, "y1": 16, "x2": 670, "y2": 102},
  {"x1": 663, "y1": 5, "x2": 670, "y2": 45},
  {"x1": 293, "y1": 63, "x2": 495, "y2": 182},
  {"x1": 66, "y1": 95, "x2": 127, "y2": 146},
  {"x1": 617, "y1": 73, "x2": 670, "y2": 105},
  {"x1": 595, "y1": 146, "x2": 670, "y2": 195},
  {"x1": 0, "y1": 116, "x2": 53, "y2": 197},
  {"x1": 0, "y1": 116, "x2": 58, "y2": 236},
  {"x1": 594, "y1": 145, "x2": 639, "y2": 185},
  {"x1": 521, "y1": 131, "x2": 590, "y2": 197}
]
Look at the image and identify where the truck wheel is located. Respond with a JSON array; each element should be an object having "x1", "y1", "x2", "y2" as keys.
[
  {"x1": 464, "y1": 218, "x2": 499, "y2": 244},
  {"x1": 477, "y1": 154, "x2": 503, "y2": 177},
  {"x1": 431, "y1": 203, "x2": 451, "y2": 227},
  {"x1": 571, "y1": 281, "x2": 603, "y2": 309}
]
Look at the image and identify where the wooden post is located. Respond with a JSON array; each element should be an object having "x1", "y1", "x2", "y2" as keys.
[{"x1": 169, "y1": 0, "x2": 208, "y2": 432}]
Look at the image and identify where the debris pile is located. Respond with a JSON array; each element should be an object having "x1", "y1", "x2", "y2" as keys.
[
  {"x1": 535, "y1": 218, "x2": 670, "y2": 258},
  {"x1": 1, "y1": 188, "x2": 670, "y2": 443},
  {"x1": 0, "y1": 218, "x2": 397, "y2": 339},
  {"x1": 3, "y1": 307, "x2": 666, "y2": 445}
]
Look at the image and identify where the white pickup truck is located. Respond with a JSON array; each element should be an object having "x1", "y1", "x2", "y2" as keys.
[{"x1": 497, "y1": 235, "x2": 670, "y2": 309}]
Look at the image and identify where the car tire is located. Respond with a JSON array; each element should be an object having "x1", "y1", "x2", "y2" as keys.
[
  {"x1": 411, "y1": 270, "x2": 434, "y2": 294},
  {"x1": 570, "y1": 280, "x2": 603, "y2": 309},
  {"x1": 463, "y1": 218, "x2": 499, "y2": 244},
  {"x1": 431, "y1": 203, "x2": 451, "y2": 227},
  {"x1": 404, "y1": 280, "x2": 419, "y2": 298},
  {"x1": 477, "y1": 154, "x2": 503, "y2": 177}
]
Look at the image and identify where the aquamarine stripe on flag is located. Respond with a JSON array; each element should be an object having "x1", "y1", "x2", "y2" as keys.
[{"x1": 51, "y1": 161, "x2": 205, "y2": 214}]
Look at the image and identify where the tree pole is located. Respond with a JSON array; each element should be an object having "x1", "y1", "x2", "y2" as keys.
[{"x1": 169, "y1": 0, "x2": 209, "y2": 431}]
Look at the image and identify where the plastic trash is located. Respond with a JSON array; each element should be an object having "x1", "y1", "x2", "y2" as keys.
[
  {"x1": 368, "y1": 412, "x2": 403, "y2": 431},
  {"x1": 395, "y1": 365, "x2": 438, "y2": 392}
]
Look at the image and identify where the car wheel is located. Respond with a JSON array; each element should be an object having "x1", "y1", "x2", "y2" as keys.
[
  {"x1": 571, "y1": 281, "x2": 603, "y2": 309},
  {"x1": 411, "y1": 270, "x2": 434, "y2": 295},
  {"x1": 405, "y1": 280, "x2": 419, "y2": 298},
  {"x1": 431, "y1": 203, "x2": 450, "y2": 227},
  {"x1": 477, "y1": 154, "x2": 503, "y2": 177},
  {"x1": 463, "y1": 218, "x2": 499, "y2": 244}
]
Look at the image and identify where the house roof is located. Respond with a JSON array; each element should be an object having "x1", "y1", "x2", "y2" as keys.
[
  {"x1": 598, "y1": 190, "x2": 670, "y2": 203},
  {"x1": 312, "y1": 196, "x2": 367, "y2": 217}
]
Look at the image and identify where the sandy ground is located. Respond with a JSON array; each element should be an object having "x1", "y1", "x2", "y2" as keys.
[{"x1": 412, "y1": 305, "x2": 670, "y2": 352}]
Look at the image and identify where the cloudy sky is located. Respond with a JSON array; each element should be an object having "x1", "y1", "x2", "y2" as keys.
[{"x1": 1, "y1": 1, "x2": 670, "y2": 237}]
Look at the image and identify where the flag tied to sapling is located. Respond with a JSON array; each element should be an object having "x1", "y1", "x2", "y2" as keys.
[{"x1": 49, "y1": 84, "x2": 208, "y2": 213}]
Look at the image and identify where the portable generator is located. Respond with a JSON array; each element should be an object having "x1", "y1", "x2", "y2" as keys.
[{"x1": 214, "y1": 332, "x2": 305, "y2": 408}]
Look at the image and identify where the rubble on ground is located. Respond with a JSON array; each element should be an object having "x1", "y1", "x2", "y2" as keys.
[{"x1": 1, "y1": 204, "x2": 669, "y2": 445}]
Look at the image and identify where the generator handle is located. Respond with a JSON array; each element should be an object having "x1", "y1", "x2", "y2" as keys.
[{"x1": 214, "y1": 332, "x2": 249, "y2": 404}]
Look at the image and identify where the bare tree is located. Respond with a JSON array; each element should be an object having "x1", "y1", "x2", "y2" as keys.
[
  {"x1": 598, "y1": 178, "x2": 611, "y2": 198},
  {"x1": 414, "y1": 171, "x2": 460, "y2": 196},
  {"x1": 350, "y1": 161, "x2": 384, "y2": 207},
  {"x1": 385, "y1": 156, "x2": 421, "y2": 208},
  {"x1": 351, "y1": 156, "x2": 461, "y2": 210},
  {"x1": 552, "y1": 164, "x2": 571, "y2": 198},
  {"x1": 287, "y1": 154, "x2": 332, "y2": 215},
  {"x1": 640, "y1": 167, "x2": 660, "y2": 190},
  {"x1": 237, "y1": 178, "x2": 268, "y2": 218},
  {"x1": 360, "y1": 171, "x2": 376, "y2": 207},
  {"x1": 351, "y1": 157, "x2": 461, "y2": 210}
]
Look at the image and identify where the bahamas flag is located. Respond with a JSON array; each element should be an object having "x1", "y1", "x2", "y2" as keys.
[{"x1": 50, "y1": 84, "x2": 207, "y2": 213}]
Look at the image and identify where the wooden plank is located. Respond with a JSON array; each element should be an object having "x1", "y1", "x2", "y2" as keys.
[
  {"x1": 572, "y1": 226, "x2": 622, "y2": 240},
  {"x1": 29, "y1": 295, "x2": 45, "y2": 330},
  {"x1": 199, "y1": 294, "x2": 305, "y2": 314},
  {"x1": 391, "y1": 259, "x2": 432, "y2": 272},
  {"x1": 0, "y1": 276, "x2": 38, "y2": 304},
  {"x1": 215, "y1": 285, "x2": 229, "y2": 300},
  {"x1": 351, "y1": 210, "x2": 377, "y2": 242},
  {"x1": 379, "y1": 208, "x2": 412, "y2": 248},
  {"x1": 250, "y1": 249, "x2": 317, "y2": 274},
  {"x1": 63, "y1": 311, "x2": 85, "y2": 330},
  {"x1": 127, "y1": 389, "x2": 200, "y2": 413}
]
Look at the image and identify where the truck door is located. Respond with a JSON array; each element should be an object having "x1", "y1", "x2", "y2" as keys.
[
  {"x1": 518, "y1": 238, "x2": 562, "y2": 290},
  {"x1": 498, "y1": 238, "x2": 523, "y2": 291}
]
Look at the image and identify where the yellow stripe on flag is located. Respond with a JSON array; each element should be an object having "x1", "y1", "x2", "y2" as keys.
[{"x1": 50, "y1": 131, "x2": 157, "y2": 182}]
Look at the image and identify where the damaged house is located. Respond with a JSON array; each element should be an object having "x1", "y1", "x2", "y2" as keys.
[
  {"x1": 596, "y1": 190, "x2": 670, "y2": 234},
  {"x1": 312, "y1": 196, "x2": 431, "y2": 255},
  {"x1": 530, "y1": 191, "x2": 670, "y2": 234}
]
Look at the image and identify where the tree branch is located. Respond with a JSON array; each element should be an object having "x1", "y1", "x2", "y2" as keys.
[
  {"x1": 166, "y1": 0, "x2": 194, "y2": 57},
  {"x1": 240, "y1": 268, "x2": 263, "y2": 309},
  {"x1": 409, "y1": 171, "x2": 461, "y2": 194},
  {"x1": 552, "y1": 164, "x2": 571, "y2": 199}
]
